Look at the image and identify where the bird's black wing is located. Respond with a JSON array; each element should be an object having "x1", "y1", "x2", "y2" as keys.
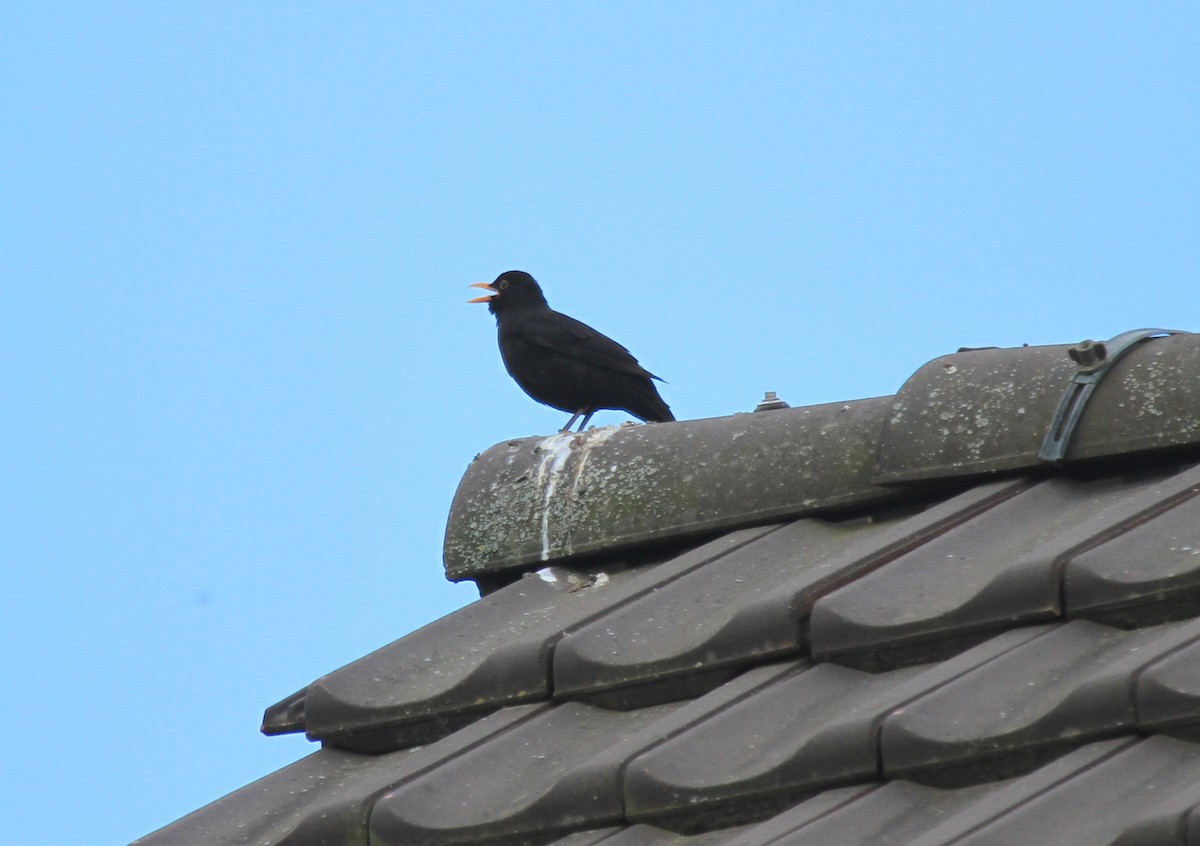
[{"x1": 513, "y1": 309, "x2": 660, "y2": 379}]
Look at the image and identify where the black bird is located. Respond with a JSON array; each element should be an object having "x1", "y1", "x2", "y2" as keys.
[{"x1": 469, "y1": 270, "x2": 674, "y2": 432}]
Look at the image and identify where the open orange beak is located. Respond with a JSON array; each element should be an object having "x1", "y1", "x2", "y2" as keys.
[{"x1": 467, "y1": 282, "x2": 497, "y2": 304}]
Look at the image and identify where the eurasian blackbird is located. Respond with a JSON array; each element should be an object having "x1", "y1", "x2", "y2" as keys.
[{"x1": 469, "y1": 270, "x2": 674, "y2": 432}]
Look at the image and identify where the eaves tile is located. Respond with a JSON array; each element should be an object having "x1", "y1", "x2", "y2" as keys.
[
  {"x1": 294, "y1": 570, "x2": 572, "y2": 750},
  {"x1": 134, "y1": 746, "x2": 399, "y2": 846},
  {"x1": 132, "y1": 704, "x2": 544, "y2": 846},
  {"x1": 287, "y1": 525, "x2": 775, "y2": 751}
]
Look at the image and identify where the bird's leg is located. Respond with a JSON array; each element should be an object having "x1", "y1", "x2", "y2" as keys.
[{"x1": 560, "y1": 409, "x2": 596, "y2": 433}]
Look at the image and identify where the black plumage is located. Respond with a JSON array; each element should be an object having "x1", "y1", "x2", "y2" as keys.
[{"x1": 469, "y1": 270, "x2": 674, "y2": 431}]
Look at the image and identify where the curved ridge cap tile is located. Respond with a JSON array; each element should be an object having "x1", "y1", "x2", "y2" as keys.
[
  {"x1": 874, "y1": 331, "x2": 1200, "y2": 485},
  {"x1": 444, "y1": 398, "x2": 898, "y2": 581}
]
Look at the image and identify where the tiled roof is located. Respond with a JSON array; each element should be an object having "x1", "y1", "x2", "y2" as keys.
[{"x1": 134, "y1": 332, "x2": 1200, "y2": 846}]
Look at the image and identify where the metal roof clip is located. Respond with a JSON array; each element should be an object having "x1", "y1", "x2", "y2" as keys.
[{"x1": 1039, "y1": 328, "x2": 1187, "y2": 463}]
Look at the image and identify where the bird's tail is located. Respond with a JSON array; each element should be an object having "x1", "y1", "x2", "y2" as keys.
[
  {"x1": 647, "y1": 404, "x2": 675, "y2": 423},
  {"x1": 632, "y1": 382, "x2": 674, "y2": 423}
]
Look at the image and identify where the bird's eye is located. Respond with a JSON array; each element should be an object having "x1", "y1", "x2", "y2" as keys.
[{"x1": 498, "y1": 279, "x2": 509, "y2": 290}]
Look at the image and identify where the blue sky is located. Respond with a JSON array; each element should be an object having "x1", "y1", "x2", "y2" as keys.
[{"x1": 2, "y1": 3, "x2": 1197, "y2": 843}]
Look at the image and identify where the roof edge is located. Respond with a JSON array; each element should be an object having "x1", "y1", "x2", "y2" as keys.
[{"x1": 444, "y1": 330, "x2": 1200, "y2": 584}]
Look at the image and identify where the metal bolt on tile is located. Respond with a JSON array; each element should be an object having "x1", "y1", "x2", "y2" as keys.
[
  {"x1": 754, "y1": 391, "x2": 791, "y2": 412},
  {"x1": 1067, "y1": 340, "x2": 1108, "y2": 373}
]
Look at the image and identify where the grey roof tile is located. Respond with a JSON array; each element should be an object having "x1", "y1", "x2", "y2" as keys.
[
  {"x1": 1136, "y1": 637, "x2": 1200, "y2": 736},
  {"x1": 621, "y1": 737, "x2": 1200, "y2": 846},
  {"x1": 554, "y1": 480, "x2": 1027, "y2": 706},
  {"x1": 552, "y1": 518, "x2": 888, "y2": 706},
  {"x1": 369, "y1": 702, "x2": 670, "y2": 846},
  {"x1": 717, "y1": 786, "x2": 878, "y2": 846},
  {"x1": 880, "y1": 618, "x2": 1200, "y2": 781},
  {"x1": 288, "y1": 525, "x2": 775, "y2": 751},
  {"x1": 545, "y1": 828, "x2": 625, "y2": 846},
  {"x1": 132, "y1": 704, "x2": 544, "y2": 846},
  {"x1": 1064, "y1": 464, "x2": 1200, "y2": 625},
  {"x1": 140, "y1": 334, "x2": 1200, "y2": 846},
  {"x1": 134, "y1": 747, "x2": 396, "y2": 846},
  {"x1": 715, "y1": 734, "x2": 1128, "y2": 844},
  {"x1": 290, "y1": 569, "x2": 571, "y2": 750},
  {"x1": 622, "y1": 627, "x2": 1047, "y2": 827},
  {"x1": 910, "y1": 736, "x2": 1200, "y2": 846},
  {"x1": 369, "y1": 664, "x2": 794, "y2": 846},
  {"x1": 551, "y1": 824, "x2": 757, "y2": 846},
  {"x1": 623, "y1": 661, "x2": 882, "y2": 827},
  {"x1": 740, "y1": 780, "x2": 1001, "y2": 846},
  {"x1": 810, "y1": 470, "x2": 1185, "y2": 668}
]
